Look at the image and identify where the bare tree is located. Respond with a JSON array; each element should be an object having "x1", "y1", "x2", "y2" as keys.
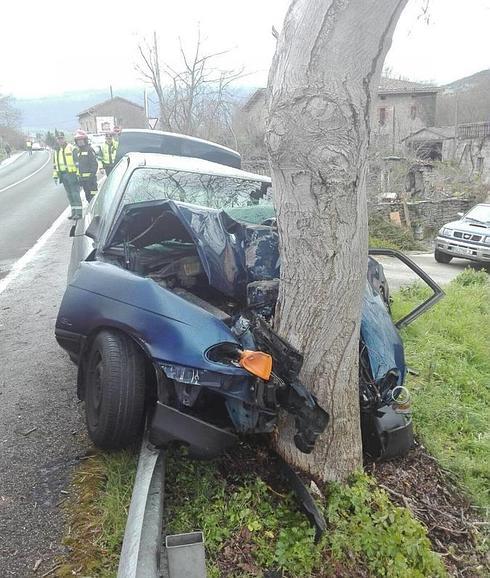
[
  {"x1": 0, "y1": 94, "x2": 21, "y2": 129},
  {"x1": 136, "y1": 28, "x2": 243, "y2": 144},
  {"x1": 266, "y1": 0, "x2": 408, "y2": 482}
]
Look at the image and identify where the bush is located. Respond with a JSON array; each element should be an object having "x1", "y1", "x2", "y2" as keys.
[{"x1": 369, "y1": 215, "x2": 424, "y2": 251}]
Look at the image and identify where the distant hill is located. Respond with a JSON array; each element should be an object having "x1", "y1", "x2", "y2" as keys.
[
  {"x1": 17, "y1": 85, "x2": 256, "y2": 135},
  {"x1": 436, "y1": 69, "x2": 490, "y2": 126},
  {"x1": 17, "y1": 88, "x2": 152, "y2": 134}
]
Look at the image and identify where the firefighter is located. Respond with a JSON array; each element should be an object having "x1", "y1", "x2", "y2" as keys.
[
  {"x1": 53, "y1": 132, "x2": 82, "y2": 219},
  {"x1": 100, "y1": 132, "x2": 118, "y2": 175},
  {"x1": 74, "y1": 129, "x2": 98, "y2": 202}
]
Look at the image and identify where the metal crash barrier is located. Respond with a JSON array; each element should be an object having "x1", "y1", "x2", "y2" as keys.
[{"x1": 117, "y1": 432, "x2": 207, "y2": 578}]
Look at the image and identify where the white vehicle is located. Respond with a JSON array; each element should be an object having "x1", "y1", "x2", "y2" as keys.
[{"x1": 87, "y1": 133, "x2": 106, "y2": 155}]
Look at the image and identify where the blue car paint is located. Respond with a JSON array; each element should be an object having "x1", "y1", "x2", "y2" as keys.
[
  {"x1": 57, "y1": 198, "x2": 407, "y2": 436},
  {"x1": 361, "y1": 284, "x2": 406, "y2": 386},
  {"x1": 58, "y1": 260, "x2": 249, "y2": 378},
  {"x1": 105, "y1": 199, "x2": 405, "y2": 384}
]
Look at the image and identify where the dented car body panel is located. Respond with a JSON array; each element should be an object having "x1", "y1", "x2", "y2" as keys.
[{"x1": 56, "y1": 152, "x2": 443, "y2": 459}]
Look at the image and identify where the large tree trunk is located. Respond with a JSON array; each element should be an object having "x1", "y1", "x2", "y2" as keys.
[{"x1": 266, "y1": 0, "x2": 407, "y2": 481}]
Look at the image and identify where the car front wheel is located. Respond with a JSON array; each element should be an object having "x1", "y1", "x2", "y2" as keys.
[
  {"x1": 434, "y1": 249, "x2": 452, "y2": 264},
  {"x1": 85, "y1": 330, "x2": 146, "y2": 449}
]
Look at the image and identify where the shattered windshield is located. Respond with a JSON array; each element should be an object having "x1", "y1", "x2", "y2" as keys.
[{"x1": 123, "y1": 167, "x2": 271, "y2": 213}]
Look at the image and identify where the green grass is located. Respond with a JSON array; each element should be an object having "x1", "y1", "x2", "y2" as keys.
[
  {"x1": 392, "y1": 269, "x2": 490, "y2": 510},
  {"x1": 56, "y1": 451, "x2": 137, "y2": 578},
  {"x1": 58, "y1": 448, "x2": 445, "y2": 578},
  {"x1": 164, "y1": 453, "x2": 445, "y2": 578}
]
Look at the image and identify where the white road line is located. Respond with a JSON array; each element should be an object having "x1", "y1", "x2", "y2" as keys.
[
  {"x1": 0, "y1": 151, "x2": 51, "y2": 194},
  {"x1": 0, "y1": 151, "x2": 26, "y2": 170},
  {"x1": 0, "y1": 207, "x2": 70, "y2": 296}
]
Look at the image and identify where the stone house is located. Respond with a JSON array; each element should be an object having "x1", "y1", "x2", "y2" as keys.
[
  {"x1": 372, "y1": 78, "x2": 438, "y2": 155},
  {"x1": 78, "y1": 96, "x2": 146, "y2": 133},
  {"x1": 403, "y1": 122, "x2": 490, "y2": 182},
  {"x1": 238, "y1": 79, "x2": 439, "y2": 159}
]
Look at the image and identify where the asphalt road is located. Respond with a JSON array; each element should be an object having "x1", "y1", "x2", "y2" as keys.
[
  {"x1": 375, "y1": 251, "x2": 476, "y2": 290},
  {"x1": 0, "y1": 151, "x2": 67, "y2": 280},
  {"x1": 0, "y1": 153, "x2": 84, "y2": 577}
]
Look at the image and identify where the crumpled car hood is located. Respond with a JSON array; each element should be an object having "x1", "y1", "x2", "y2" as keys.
[
  {"x1": 105, "y1": 199, "x2": 405, "y2": 381},
  {"x1": 105, "y1": 199, "x2": 280, "y2": 299}
]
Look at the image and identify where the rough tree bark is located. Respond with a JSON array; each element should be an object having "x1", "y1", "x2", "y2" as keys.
[{"x1": 266, "y1": 0, "x2": 408, "y2": 481}]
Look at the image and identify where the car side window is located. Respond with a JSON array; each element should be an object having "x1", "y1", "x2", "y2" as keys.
[{"x1": 90, "y1": 159, "x2": 128, "y2": 220}]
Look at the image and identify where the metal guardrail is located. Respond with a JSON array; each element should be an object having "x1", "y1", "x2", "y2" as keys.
[
  {"x1": 117, "y1": 435, "x2": 165, "y2": 578},
  {"x1": 117, "y1": 433, "x2": 207, "y2": 578}
]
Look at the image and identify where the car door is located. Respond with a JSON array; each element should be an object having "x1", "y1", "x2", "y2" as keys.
[{"x1": 67, "y1": 159, "x2": 130, "y2": 282}]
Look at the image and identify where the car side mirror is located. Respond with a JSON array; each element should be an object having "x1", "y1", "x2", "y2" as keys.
[
  {"x1": 85, "y1": 216, "x2": 101, "y2": 240},
  {"x1": 457, "y1": 212, "x2": 464, "y2": 217},
  {"x1": 69, "y1": 224, "x2": 76, "y2": 238}
]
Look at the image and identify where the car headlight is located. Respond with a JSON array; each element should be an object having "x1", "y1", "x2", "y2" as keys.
[
  {"x1": 160, "y1": 363, "x2": 247, "y2": 388},
  {"x1": 485, "y1": 236, "x2": 490, "y2": 245}
]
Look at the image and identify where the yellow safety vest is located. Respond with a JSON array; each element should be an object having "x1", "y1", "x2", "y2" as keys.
[
  {"x1": 53, "y1": 143, "x2": 78, "y2": 177},
  {"x1": 101, "y1": 140, "x2": 118, "y2": 165}
]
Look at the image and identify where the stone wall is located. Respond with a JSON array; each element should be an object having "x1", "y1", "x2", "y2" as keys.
[{"x1": 368, "y1": 198, "x2": 474, "y2": 237}]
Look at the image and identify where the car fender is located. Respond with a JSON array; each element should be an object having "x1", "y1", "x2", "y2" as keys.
[{"x1": 55, "y1": 261, "x2": 247, "y2": 376}]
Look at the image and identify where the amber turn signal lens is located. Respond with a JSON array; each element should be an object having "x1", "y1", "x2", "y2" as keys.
[{"x1": 239, "y1": 350, "x2": 272, "y2": 381}]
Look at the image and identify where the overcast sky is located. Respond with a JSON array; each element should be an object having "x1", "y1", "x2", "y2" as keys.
[{"x1": 1, "y1": 0, "x2": 488, "y2": 98}]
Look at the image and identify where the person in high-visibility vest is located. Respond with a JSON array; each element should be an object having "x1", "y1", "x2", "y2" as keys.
[
  {"x1": 99, "y1": 132, "x2": 119, "y2": 175},
  {"x1": 74, "y1": 129, "x2": 98, "y2": 203},
  {"x1": 26, "y1": 139, "x2": 33, "y2": 156},
  {"x1": 53, "y1": 132, "x2": 82, "y2": 219}
]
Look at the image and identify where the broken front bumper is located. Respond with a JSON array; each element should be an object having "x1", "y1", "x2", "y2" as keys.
[{"x1": 150, "y1": 401, "x2": 238, "y2": 458}]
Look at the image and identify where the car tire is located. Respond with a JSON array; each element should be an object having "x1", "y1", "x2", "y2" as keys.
[
  {"x1": 434, "y1": 249, "x2": 452, "y2": 264},
  {"x1": 85, "y1": 330, "x2": 146, "y2": 449}
]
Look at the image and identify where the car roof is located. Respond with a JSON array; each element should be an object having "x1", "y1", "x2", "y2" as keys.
[
  {"x1": 120, "y1": 129, "x2": 239, "y2": 156},
  {"x1": 126, "y1": 152, "x2": 271, "y2": 183}
]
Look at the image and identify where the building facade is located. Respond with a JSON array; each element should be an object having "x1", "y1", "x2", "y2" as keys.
[
  {"x1": 372, "y1": 78, "x2": 438, "y2": 155},
  {"x1": 78, "y1": 97, "x2": 146, "y2": 133}
]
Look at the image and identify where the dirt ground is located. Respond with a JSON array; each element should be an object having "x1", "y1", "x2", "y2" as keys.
[{"x1": 368, "y1": 444, "x2": 489, "y2": 578}]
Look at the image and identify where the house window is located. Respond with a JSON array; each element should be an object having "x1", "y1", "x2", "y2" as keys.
[
  {"x1": 410, "y1": 105, "x2": 417, "y2": 120},
  {"x1": 379, "y1": 107, "x2": 386, "y2": 126}
]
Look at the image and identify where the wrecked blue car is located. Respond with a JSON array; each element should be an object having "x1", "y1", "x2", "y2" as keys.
[{"x1": 55, "y1": 146, "x2": 443, "y2": 460}]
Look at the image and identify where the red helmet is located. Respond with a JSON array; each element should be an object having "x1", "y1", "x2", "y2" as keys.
[{"x1": 74, "y1": 129, "x2": 88, "y2": 141}]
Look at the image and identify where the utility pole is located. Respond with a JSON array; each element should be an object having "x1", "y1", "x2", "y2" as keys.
[
  {"x1": 392, "y1": 105, "x2": 396, "y2": 154},
  {"x1": 453, "y1": 95, "x2": 459, "y2": 161},
  {"x1": 144, "y1": 89, "x2": 149, "y2": 122}
]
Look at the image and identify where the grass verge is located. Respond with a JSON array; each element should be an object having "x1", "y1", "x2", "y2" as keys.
[
  {"x1": 58, "y1": 444, "x2": 446, "y2": 578},
  {"x1": 391, "y1": 268, "x2": 490, "y2": 510},
  {"x1": 56, "y1": 451, "x2": 137, "y2": 577}
]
